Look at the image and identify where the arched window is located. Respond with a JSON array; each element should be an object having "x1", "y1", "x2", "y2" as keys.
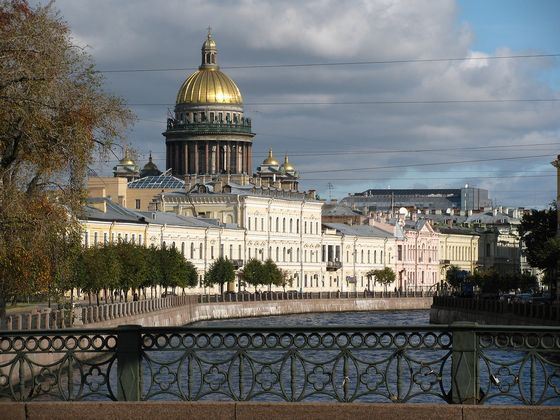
[
  {"x1": 296, "y1": 219, "x2": 300, "y2": 233},
  {"x1": 374, "y1": 250, "x2": 377, "y2": 263},
  {"x1": 283, "y1": 247, "x2": 286, "y2": 261},
  {"x1": 289, "y1": 218, "x2": 293, "y2": 233},
  {"x1": 181, "y1": 242, "x2": 185, "y2": 256},
  {"x1": 190, "y1": 243, "x2": 194, "y2": 259},
  {"x1": 304, "y1": 222, "x2": 307, "y2": 234},
  {"x1": 276, "y1": 217, "x2": 279, "y2": 232},
  {"x1": 276, "y1": 247, "x2": 279, "y2": 261},
  {"x1": 283, "y1": 218, "x2": 286, "y2": 232}
]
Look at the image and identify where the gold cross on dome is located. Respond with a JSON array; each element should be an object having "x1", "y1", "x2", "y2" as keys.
[{"x1": 207, "y1": 26, "x2": 212, "y2": 37}]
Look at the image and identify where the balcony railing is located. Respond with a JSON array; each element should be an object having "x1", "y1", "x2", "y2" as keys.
[
  {"x1": 231, "y1": 259, "x2": 244, "y2": 269},
  {"x1": 326, "y1": 261, "x2": 342, "y2": 271},
  {"x1": 0, "y1": 324, "x2": 558, "y2": 404},
  {"x1": 166, "y1": 119, "x2": 252, "y2": 135}
]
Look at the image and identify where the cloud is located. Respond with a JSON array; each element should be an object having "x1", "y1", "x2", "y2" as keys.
[{"x1": 51, "y1": 0, "x2": 560, "y2": 207}]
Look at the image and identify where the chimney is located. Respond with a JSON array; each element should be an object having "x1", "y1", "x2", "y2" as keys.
[{"x1": 90, "y1": 200, "x2": 107, "y2": 213}]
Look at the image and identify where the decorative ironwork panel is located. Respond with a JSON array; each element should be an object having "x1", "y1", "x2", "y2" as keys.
[
  {"x1": 477, "y1": 330, "x2": 560, "y2": 405},
  {"x1": 0, "y1": 330, "x2": 118, "y2": 401},
  {"x1": 140, "y1": 327, "x2": 453, "y2": 403}
]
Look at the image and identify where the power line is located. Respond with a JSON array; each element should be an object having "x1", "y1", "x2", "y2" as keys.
[
  {"x1": 96, "y1": 53, "x2": 560, "y2": 74},
  {"x1": 93, "y1": 140, "x2": 560, "y2": 163},
  {"x1": 301, "y1": 154, "x2": 552, "y2": 174},
  {"x1": 127, "y1": 98, "x2": 560, "y2": 106},
  {"x1": 301, "y1": 174, "x2": 555, "y2": 181}
]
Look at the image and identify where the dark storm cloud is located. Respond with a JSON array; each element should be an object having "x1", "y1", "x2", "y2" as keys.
[{"x1": 49, "y1": 0, "x2": 560, "y2": 207}]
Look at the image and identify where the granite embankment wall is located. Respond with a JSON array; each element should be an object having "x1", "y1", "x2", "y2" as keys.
[
  {"x1": 429, "y1": 307, "x2": 560, "y2": 326},
  {"x1": 430, "y1": 296, "x2": 560, "y2": 326},
  {"x1": 90, "y1": 297, "x2": 432, "y2": 328},
  {"x1": 2, "y1": 401, "x2": 559, "y2": 420}
]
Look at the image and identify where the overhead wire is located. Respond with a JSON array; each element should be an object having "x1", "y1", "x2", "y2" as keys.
[{"x1": 95, "y1": 53, "x2": 560, "y2": 73}]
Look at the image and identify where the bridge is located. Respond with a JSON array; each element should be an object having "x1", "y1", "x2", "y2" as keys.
[{"x1": 0, "y1": 323, "x2": 559, "y2": 413}]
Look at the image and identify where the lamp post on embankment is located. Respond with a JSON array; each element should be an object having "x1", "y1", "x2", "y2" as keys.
[{"x1": 552, "y1": 154, "x2": 560, "y2": 301}]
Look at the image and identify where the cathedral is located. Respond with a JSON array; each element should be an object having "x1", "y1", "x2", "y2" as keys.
[{"x1": 163, "y1": 30, "x2": 299, "y2": 192}]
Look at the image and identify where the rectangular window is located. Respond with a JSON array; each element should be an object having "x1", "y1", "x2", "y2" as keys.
[
  {"x1": 83, "y1": 232, "x2": 89, "y2": 247},
  {"x1": 199, "y1": 244, "x2": 203, "y2": 259},
  {"x1": 211, "y1": 246, "x2": 214, "y2": 259},
  {"x1": 135, "y1": 199, "x2": 141, "y2": 209},
  {"x1": 131, "y1": 234, "x2": 135, "y2": 244},
  {"x1": 103, "y1": 233, "x2": 108, "y2": 245},
  {"x1": 93, "y1": 232, "x2": 98, "y2": 245},
  {"x1": 139, "y1": 234, "x2": 142, "y2": 244},
  {"x1": 397, "y1": 245, "x2": 403, "y2": 261}
]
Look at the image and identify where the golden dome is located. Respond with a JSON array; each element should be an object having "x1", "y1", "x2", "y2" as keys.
[
  {"x1": 262, "y1": 148, "x2": 279, "y2": 166},
  {"x1": 119, "y1": 148, "x2": 136, "y2": 166},
  {"x1": 176, "y1": 69, "x2": 243, "y2": 105},
  {"x1": 176, "y1": 31, "x2": 242, "y2": 105},
  {"x1": 282, "y1": 154, "x2": 295, "y2": 172}
]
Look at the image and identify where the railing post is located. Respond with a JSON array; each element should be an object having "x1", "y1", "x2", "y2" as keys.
[
  {"x1": 117, "y1": 325, "x2": 142, "y2": 401},
  {"x1": 451, "y1": 322, "x2": 479, "y2": 404}
]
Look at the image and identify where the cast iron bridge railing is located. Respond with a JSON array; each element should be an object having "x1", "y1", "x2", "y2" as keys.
[{"x1": 0, "y1": 324, "x2": 559, "y2": 405}]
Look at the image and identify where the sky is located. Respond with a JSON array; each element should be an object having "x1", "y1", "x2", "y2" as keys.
[{"x1": 40, "y1": 0, "x2": 560, "y2": 208}]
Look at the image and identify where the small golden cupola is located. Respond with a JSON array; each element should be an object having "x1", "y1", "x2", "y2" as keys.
[
  {"x1": 281, "y1": 154, "x2": 295, "y2": 173},
  {"x1": 113, "y1": 147, "x2": 140, "y2": 181},
  {"x1": 262, "y1": 148, "x2": 279, "y2": 166}
]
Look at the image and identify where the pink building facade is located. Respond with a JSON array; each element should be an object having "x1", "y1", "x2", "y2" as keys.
[{"x1": 395, "y1": 220, "x2": 440, "y2": 292}]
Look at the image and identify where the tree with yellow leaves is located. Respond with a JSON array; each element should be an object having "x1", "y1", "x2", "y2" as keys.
[{"x1": 0, "y1": 1, "x2": 132, "y2": 319}]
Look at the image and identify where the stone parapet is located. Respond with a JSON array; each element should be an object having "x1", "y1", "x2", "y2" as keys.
[{"x1": 1, "y1": 402, "x2": 558, "y2": 420}]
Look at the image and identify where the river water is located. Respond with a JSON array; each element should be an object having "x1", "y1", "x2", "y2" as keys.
[{"x1": 190, "y1": 309, "x2": 430, "y2": 328}]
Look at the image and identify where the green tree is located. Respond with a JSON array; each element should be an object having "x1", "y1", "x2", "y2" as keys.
[
  {"x1": 367, "y1": 267, "x2": 396, "y2": 291},
  {"x1": 0, "y1": 0, "x2": 131, "y2": 319},
  {"x1": 240, "y1": 259, "x2": 264, "y2": 292},
  {"x1": 262, "y1": 259, "x2": 283, "y2": 291},
  {"x1": 276, "y1": 269, "x2": 293, "y2": 291},
  {"x1": 77, "y1": 246, "x2": 121, "y2": 305},
  {"x1": 519, "y1": 205, "x2": 559, "y2": 295},
  {"x1": 444, "y1": 265, "x2": 465, "y2": 289},
  {"x1": 112, "y1": 242, "x2": 148, "y2": 302},
  {"x1": 159, "y1": 245, "x2": 197, "y2": 294},
  {"x1": 204, "y1": 257, "x2": 235, "y2": 294},
  {"x1": 141, "y1": 246, "x2": 161, "y2": 298}
]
